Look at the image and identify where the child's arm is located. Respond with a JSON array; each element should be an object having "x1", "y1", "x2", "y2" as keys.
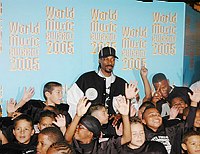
[
  {"x1": 186, "y1": 92, "x2": 200, "y2": 128},
  {"x1": 15, "y1": 87, "x2": 35, "y2": 110},
  {"x1": 65, "y1": 97, "x2": 91, "y2": 143},
  {"x1": 114, "y1": 95, "x2": 131, "y2": 145},
  {"x1": 140, "y1": 66, "x2": 152, "y2": 102}
]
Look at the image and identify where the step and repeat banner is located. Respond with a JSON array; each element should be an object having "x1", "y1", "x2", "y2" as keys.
[{"x1": 0, "y1": 0, "x2": 186, "y2": 116}]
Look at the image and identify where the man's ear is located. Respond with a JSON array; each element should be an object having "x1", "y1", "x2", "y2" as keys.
[{"x1": 181, "y1": 143, "x2": 187, "y2": 151}]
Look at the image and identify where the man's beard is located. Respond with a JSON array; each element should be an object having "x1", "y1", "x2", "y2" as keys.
[{"x1": 105, "y1": 65, "x2": 113, "y2": 73}]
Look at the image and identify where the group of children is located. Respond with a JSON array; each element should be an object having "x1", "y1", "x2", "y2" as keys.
[{"x1": 0, "y1": 76, "x2": 200, "y2": 154}]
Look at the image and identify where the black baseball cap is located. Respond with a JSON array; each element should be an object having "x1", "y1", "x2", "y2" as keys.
[{"x1": 99, "y1": 47, "x2": 118, "y2": 59}]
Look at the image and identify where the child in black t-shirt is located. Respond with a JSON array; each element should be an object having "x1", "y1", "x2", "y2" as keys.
[{"x1": 0, "y1": 114, "x2": 37, "y2": 154}]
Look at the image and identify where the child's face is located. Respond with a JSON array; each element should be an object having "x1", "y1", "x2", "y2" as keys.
[
  {"x1": 13, "y1": 119, "x2": 34, "y2": 144},
  {"x1": 129, "y1": 123, "x2": 145, "y2": 149},
  {"x1": 38, "y1": 117, "x2": 54, "y2": 131},
  {"x1": 171, "y1": 97, "x2": 187, "y2": 114},
  {"x1": 92, "y1": 107, "x2": 109, "y2": 125},
  {"x1": 182, "y1": 135, "x2": 200, "y2": 154},
  {"x1": 194, "y1": 110, "x2": 200, "y2": 128},
  {"x1": 142, "y1": 108, "x2": 162, "y2": 132},
  {"x1": 37, "y1": 133, "x2": 53, "y2": 154},
  {"x1": 47, "y1": 86, "x2": 63, "y2": 105},
  {"x1": 74, "y1": 123, "x2": 92, "y2": 143}
]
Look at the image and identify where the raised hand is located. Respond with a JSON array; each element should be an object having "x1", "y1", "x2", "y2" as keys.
[
  {"x1": 76, "y1": 96, "x2": 91, "y2": 117},
  {"x1": 169, "y1": 106, "x2": 179, "y2": 120},
  {"x1": 6, "y1": 98, "x2": 17, "y2": 114},
  {"x1": 114, "y1": 95, "x2": 129, "y2": 116},
  {"x1": 140, "y1": 66, "x2": 148, "y2": 77},
  {"x1": 21, "y1": 87, "x2": 35, "y2": 102},
  {"x1": 125, "y1": 81, "x2": 139, "y2": 99},
  {"x1": 188, "y1": 91, "x2": 200, "y2": 103},
  {"x1": 53, "y1": 114, "x2": 66, "y2": 128}
]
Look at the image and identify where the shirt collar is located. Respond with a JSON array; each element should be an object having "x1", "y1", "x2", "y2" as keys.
[{"x1": 97, "y1": 69, "x2": 116, "y2": 83}]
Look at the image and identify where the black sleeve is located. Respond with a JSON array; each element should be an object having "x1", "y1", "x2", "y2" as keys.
[
  {"x1": 19, "y1": 99, "x2": 45, "y2": 124},
  {"x1": 186, "y1": 106, "x2": 197, "y2": 130}
]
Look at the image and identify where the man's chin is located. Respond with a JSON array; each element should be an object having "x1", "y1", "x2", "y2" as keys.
[
  {"x1": 162, "y1": 94, "x2": 168, "y2": 99},
  {"x1": 105, "y1": 69, "x2": 113, "y2": 73}
]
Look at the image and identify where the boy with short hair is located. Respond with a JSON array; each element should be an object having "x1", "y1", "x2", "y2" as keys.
[
  {"x1": 37, "y1": 110, "x2": 67, "y2": 135},
  {"x1": 0, "y1": 114, "x2": 37, "y2": 153},
  {"x1": 181, "y1": 130, "x2": 200, "y2": 154},
  {"x1": 87, "y1": 104, "x2": 109, "y2": 125},
  {"x1": 87, "y1": 104, "x2": 117, "y2": 138},
  {"x1": 43, "y1": 82, "x2": 63, "y2": 106},
  {"x1": 8, "y1": 81, "x2": 71, "y2": 125},
  {"x1": 7, "y1": 82, "x2": 62, "y2": 124},
  {"x1": 37, "y1": 127, "x2": 65, "y2": 154},
  {"x1": 47, "y1": 141, "x2": 75, "y2": 154},
  {"x1": 37, "y1": 110, "x2": 57, "y2": 132}
]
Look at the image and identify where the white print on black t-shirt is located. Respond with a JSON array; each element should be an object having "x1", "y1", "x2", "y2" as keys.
[
  {"x1": 161, "y1": 103, "x2": 170, "y2": 117},
  {"x1": 151, "y1": 135, "x2": 171, "y2": 154}
]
